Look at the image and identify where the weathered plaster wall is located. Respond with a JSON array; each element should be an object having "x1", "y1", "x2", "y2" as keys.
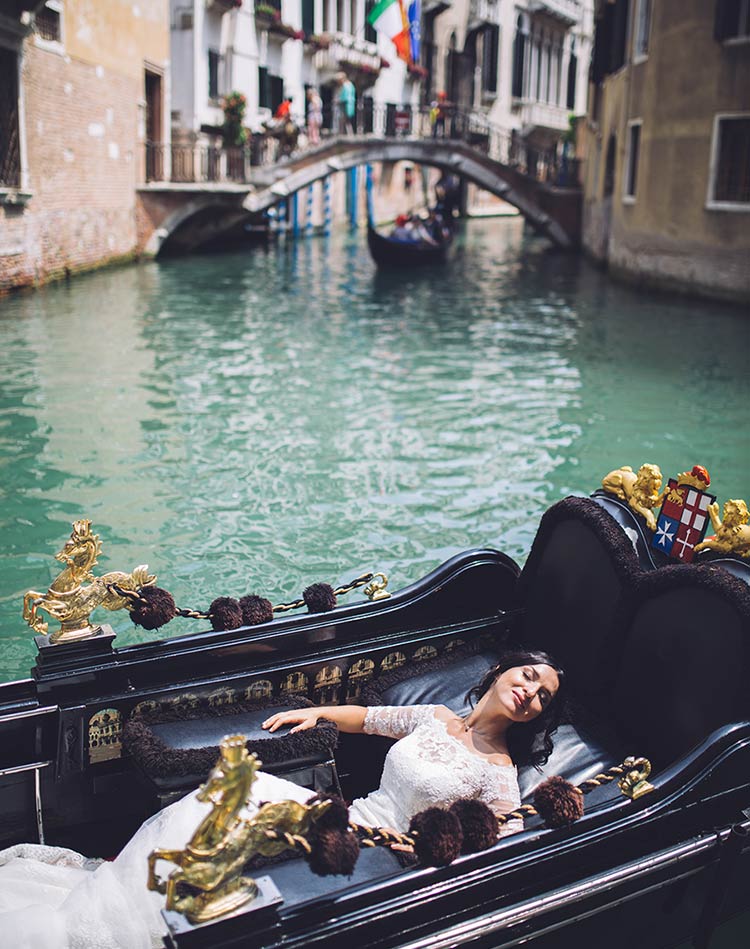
[
  {"x1": 0, "y1": 1, "x2": 169, "y2": 293},
  {"x1": 581, "y1": 0, "x2": 750, "y2": 303}
]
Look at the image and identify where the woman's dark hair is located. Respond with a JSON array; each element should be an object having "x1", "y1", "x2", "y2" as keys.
[{"x1": 466, "y1": 648, "x2": 567, "y2": 770}]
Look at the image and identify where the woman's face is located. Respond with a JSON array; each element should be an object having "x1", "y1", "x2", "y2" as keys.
[{"x1": 492, "y1": 663, "x2": 560, "y2": 722}]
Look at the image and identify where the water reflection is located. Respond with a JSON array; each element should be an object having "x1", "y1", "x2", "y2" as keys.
[{"x1": 0, "y1": 219, "x2": 747, "y2": 682}]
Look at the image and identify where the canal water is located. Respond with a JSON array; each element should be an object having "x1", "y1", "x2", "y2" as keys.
[{"x1": 1, "y1": 218, "x2": 748, "y2": 683}]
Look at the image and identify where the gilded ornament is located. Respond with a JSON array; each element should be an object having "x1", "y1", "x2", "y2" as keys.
[
  {"x1": 694, "y1": 499, "x2": 750, "y2": 559},
  {"x1": 601, "y1": 464, "x2": 666, "y2": 531},
  {"x1": 617, "y1": 757, "x2": 654, "y2": 800},
  {"x1": 363, "y1": 572, "x2": 390, "y2": 600},
  {"x1": 147, "y1": 736, "x2": 333, "y2": 923},
  {"x1": 22, "y1": 519, "x2": 155, "y2": 644}
]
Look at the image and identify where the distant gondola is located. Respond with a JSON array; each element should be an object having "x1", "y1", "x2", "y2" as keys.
[{"x1": 366, "y1": 216, "x2": 452, "y2": 268}]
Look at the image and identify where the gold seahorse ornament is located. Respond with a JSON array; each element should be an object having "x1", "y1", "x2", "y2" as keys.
[{"x1": 22, "y1": 519, "x2": 155, "y2": 644}]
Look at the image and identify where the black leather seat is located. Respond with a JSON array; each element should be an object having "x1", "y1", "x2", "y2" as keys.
[{"x1": 123, "y1": 697, "x2": 340, "y2": 806}]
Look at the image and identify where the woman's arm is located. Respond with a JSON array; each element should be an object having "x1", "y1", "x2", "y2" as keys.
[{"x1": 262, "y1": 706, "x2": 368, "y2": 735}]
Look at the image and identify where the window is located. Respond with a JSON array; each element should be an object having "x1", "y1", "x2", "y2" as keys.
[
  {"x1": 0, "y1": 47, "x2": 20, "y2": 188},
  {"x1": 208, "y1": 49, "x2": 221, "y2": 100},
  {"x1": 633, "y1": 0, "x2": 652, "y2": 58},
  {"x1": 707, "y1": 115, "x2": 750, "y2": 209},
  {"x1": 512, "y1": 16, "x2": 527, "y2": 98},
  {"x1": 714, "y1": 0, "x2": 750, "y2": 42},
  {"x1": 482, "y1": 25, "x2": 499, "y2": 94},
  {"x1": 603, "y1": 134, "x2": 616, "y2": 197},
  {"x1": 302, "y1": 0, "x2": 315, "y2": 37},
  {"x1": 566, "y1": 40, "x2": 577, "y2": 110},
  {"x1": 624, "y1": 120, "x2": 641, "y2": 201},
  {"x1": 365, "y1": 0, "x2": 376, "y2": 44},
  {"x1": 35, "y1": 2, "x2": 62, "y2": 44}
]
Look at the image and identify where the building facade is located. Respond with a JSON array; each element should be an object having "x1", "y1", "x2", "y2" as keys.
[
  {"x1": 580, "y1": 0, "x2": 750, "y2": 304},
  {"x1": 0, "y1": 0, "x2": 170, "y2": 293},
  {"x1": 423, "y1": 1, "x2": 593, "y2": 160},
  {"x1": 168, "y1": 0, "x2": 420, "y2": 146}
]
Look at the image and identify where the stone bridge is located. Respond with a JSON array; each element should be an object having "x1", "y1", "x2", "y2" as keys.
[{"x1": 136, "y1": 135, "x2": 581, "y2": 256}]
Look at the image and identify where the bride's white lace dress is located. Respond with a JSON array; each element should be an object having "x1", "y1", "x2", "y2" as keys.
[{"x1": 0, "y1": 705, "x2": 521, "y2": 948}]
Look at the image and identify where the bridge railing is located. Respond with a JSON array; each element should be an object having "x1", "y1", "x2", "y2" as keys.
[{"x1": 144, "y1": 103, "x2": 580, "y2": 190}]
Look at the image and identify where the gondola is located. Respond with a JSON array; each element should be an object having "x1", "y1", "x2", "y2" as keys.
[
  {"x1": 364, "y1": 166, "x2": 452, "y2": 269},
  {"x1": 366, "y1": 217, "x2": 452, "y2": 268},
  {"x1": 1, "y1": 462, "x2": 749, "y2": 949}
]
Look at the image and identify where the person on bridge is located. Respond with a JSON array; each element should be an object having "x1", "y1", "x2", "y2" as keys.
[
  {"x1": 430, "y1": 91, "x2": 448, "y2": 139},
  {"x1": 306, "y1": 86, "x2": 323, "y2": 146},
  {"x1": 335, "y1": 72, "x2": 356, "y2": 135}
]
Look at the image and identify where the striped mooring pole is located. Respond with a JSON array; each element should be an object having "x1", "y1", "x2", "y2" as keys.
[
  {"x1": 306, "y1": 183, "x2": 314, "y2": 237},
  {"x1": 323, "y1": 175, "x2": 332, "y2": 236}
]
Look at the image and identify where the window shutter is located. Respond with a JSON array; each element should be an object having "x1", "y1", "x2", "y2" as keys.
[{"x1": 714, "y1": 0, "x2": 740, "y2": 41}]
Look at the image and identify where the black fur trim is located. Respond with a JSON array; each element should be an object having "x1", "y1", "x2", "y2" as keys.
[
  {"x1": 123, "y1": 695, "x2": 338, "y2": 779},
  {"x1": 519, "y1": 496, "x2": 642, "y2": 601}
]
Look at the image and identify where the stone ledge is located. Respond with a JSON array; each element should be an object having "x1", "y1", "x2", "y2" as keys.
[{"x1": 0, "y1": 188, "x2": 33, "y2": 207}]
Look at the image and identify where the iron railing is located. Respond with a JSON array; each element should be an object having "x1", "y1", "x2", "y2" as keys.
[{"x1": 145, "y1": 103, "x2": 580, "y2": 189}]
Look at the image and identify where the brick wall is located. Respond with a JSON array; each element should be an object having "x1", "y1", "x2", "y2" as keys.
[{"x1": 1, "y1": 41, "x2": 143, "y2": 293}]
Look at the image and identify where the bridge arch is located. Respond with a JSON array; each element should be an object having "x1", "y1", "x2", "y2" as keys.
[
  {"x1": 136, "y1": 135, "x2": 580, "y2": 254},
  {"x1": 243, "y1": 137, "x2": 580, "y2": 248}
]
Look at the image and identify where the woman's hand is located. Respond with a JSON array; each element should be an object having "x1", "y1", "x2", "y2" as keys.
[{"x1": 262, "y1": 708, "x2": 321, "y2": 734}]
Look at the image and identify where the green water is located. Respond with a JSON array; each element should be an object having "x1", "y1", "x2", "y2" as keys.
[{"x1": 1, "y1": 218, "x2": 748, "y2": 683}]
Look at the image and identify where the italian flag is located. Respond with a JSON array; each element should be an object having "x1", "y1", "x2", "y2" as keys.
[{"x1": 367, "y1": 0, "x2": 411, "y2": 63}]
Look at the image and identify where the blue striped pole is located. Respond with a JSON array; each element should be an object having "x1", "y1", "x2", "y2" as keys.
[
  {"x1": 348, "y1": 166, "x2": 358, "y2": 229},
  {"x1": 306, "y1": 184, "x2": 314, "y2": 237},
  {"x1": 365, "y1": 164, "x2": 374, "y2": 227},
  {"x1": 323, "y1": 175, "x2": 331, "y2": 236},
  {"x1": 291, "y1": 191, "x2": 299, "y2": 239}
]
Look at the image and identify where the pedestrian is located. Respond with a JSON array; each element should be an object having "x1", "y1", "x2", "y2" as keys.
[
  {"x1": 430, "y1": 91, "x2": 447, "y2": 138},
  {"x1": 335, "y1": 72, "x2": 356, "y2": 135},
  {"x1": 306, "y1": 86, "x2": 323, "y2": 146}
]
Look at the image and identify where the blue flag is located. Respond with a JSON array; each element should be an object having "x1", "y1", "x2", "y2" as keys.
[{"x1": 407, "y1": 0, "x2": 420, "y2": 63}]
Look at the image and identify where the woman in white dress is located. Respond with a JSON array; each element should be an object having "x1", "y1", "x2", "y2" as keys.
[{"x1": 0, "y1": 649, "x2": 563, "y2": 949}]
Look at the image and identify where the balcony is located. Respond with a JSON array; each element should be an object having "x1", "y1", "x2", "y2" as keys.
[
  {"x1": 515, "y1": 99, "x2": 570, "y2": 133},
  {"x1": 468, "y1": 0, "x2": 501, "y2": 29},
  {"x1": 527, "y1": 0, "x2": 581, "y2": 26},
  {"x1": 313, "y1": 32, "x2": 382, "y2": 76}
]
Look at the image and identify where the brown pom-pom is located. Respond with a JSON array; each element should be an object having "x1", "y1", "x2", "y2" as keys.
[
  {"x1": 533, "y1": 776, "x2": 584, "y2": 828},
  {"x1": 208, "y1": 596, "x2": 243, "y2": 631},
  {"x1": 409, "y1": 807, "x2": 463, "y2": 867},
  {"x1": 128, "y1": 586, "x2": 176, "y2": 630},
  {"x1": 307, "y1": 828, "x2": 360, "y2": 876},
  {"x1": 307, "y1": 794, "x2": 350, "y2": 833},
  {"x1": 239, "y1": 594, "x2": 273, "y2": 626},
  {"x1": 449, "y1": 798, "x2": 497, "y2": 854},
  {"x1": 303, "y1": 582, "x2": 336, "y2": 613}
]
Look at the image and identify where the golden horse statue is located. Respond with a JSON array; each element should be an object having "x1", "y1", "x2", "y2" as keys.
[
  {"x1": 147, "y1": 737, "x2": 333, "y2": 924},
  {"x1": 22, "y1": 519, "x2": 155, "y2": 643}
]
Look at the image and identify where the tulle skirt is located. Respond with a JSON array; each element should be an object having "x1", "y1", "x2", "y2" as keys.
[{"x1": 0, "y1": 771, "x2": 313, "y2": 949}]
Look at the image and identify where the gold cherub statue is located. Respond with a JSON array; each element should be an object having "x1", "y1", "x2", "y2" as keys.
[
  {"x1": 694, "y1": 499, "x2": 750, "y2": 559},
  {"x1": 22, "y1": 519, "x2": 155, "y2": 643},
  {"x1": 601, "y1": 464, "x2": 666, "y2": 532},
  {"x1": 147, "y1": 737, "x2": 334, "y2": 924}
]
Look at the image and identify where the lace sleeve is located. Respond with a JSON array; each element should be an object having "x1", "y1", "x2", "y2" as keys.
[
  {"x1": 363, "y1": 705, "x2": 436, "y2": 740},
  {"x1": 483, "y1": 767, "x2": 523, "y2": 838}
]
